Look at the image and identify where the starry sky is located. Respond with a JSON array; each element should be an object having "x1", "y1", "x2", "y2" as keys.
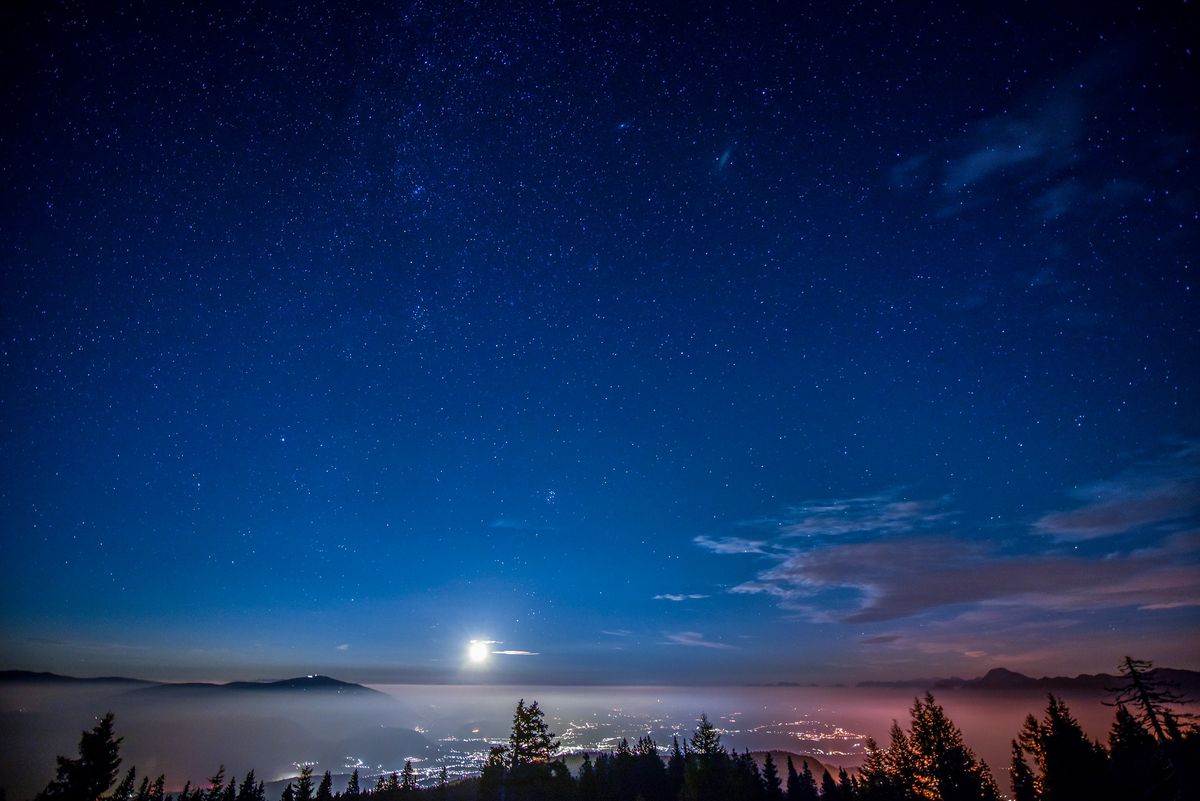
[{"x1": 1, "y1": 1, "x2": 1197, "y2": 685}]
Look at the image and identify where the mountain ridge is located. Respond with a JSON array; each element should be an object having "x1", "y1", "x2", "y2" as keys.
[
  {"x1": 858, "y1": 666, "x2": 1200, "y2": 692},
  {"x1": 0, "y1": 670, "x2": 382, "y2": 695}
]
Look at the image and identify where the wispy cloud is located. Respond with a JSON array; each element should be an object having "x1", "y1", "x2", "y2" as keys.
[
  {"x1": 769, "y1": 494, "x2": 952, "y2": 541},
  {"x1": 335, "y1": 643, "x2": 350, "y2": 651},
  {"x1": 1035, "y1": 444, "x2": 1200, "y2": 540},
  {"x1": 660, "y1": 631, "x2": 735, "y2": 650},
  {"x1": 735, "y1": 535, "x2": 1200, "y2": 623},
  {"x1": 653, "y1": 593, "x2": 710, "y2": 602},
  {"x1": 601, "y1": 629, "x2": 632, "y2": 637},
  {"x1": 703, "y1": 447, "x2": 1200, "y2": 624},
  {"x1": 492, "y1": 650, "x2": 538, "y2": 656},
  {"x1": 886, "y1": 50, "x2": 1167, "y2": 225},
  {"x1": 693, "y1": 535, "x2": 768, "y2": 554},
  {"x1": 860, "y1": 634, "x2": 902, "y2": 646}
]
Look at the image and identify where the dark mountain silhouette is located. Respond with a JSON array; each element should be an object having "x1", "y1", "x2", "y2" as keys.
[
  {"x1": 133, "y1": 674, "x2": 385, "y2": 696},
  {"x1": 0, "y1": 670, "x2": 159, "y2": 686},
  {"x1": 1, "y1": 669, "x2": 384, "y2": 695},
  {"x1": 859, "y1": 666, "x2": 1200, "y2": 692}
]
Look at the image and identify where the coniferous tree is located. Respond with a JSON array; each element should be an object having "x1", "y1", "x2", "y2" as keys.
[
  {"x1": 133, "y1": 776, "x2": 151, "y2": 801},
  {"x1": 836, "y1": 768, "x2": 857, "y2": 801},
  {"x1": 151, "y1": 777, "x2": 166, "y2": 801},
  {"x1": 907, "y1": 693, "x2": 999, "y2": 801},
  {"x1": 236, "y1": 772, "x2": 259, "y2": 801},
  {"x1": 681, "y1": 714, "x2": 730, "y2": 801},
  {"x1": 508, "y1": 699, "x2": 560, "y2": 768},
  {"x1": 858, "y1": 696, "x2": 998, "y2": 801},
  {"x1": 205, "y1": 768, "x2": 226, "y2": 801},
  {"x1": 109, "y1": 768, "x2": 137, "y2": 801},
  {"x1": 400, "y1": 762, "x2": 416, "y2": 793},
  {"x1": 667, "y1": 737, "x2": 686, "y2": 800},
  {"x1": 315, "y1": 772, "x2": 333, "y2": 801},
  {"x1": 634, "y1": 736, "x2": 668, "y2": 801},
  {"x1": 344, "y1": 771, "x2": 360, "y2": 799},
  {"x1": 479, "y1": 745, "x2": 507, "y2": 801},
  {"x1": 796, "y1": 761, "x2": 818, "y2": 801},
  {"x1": 577, "y1": 754, "x2": 598, "y2": 801},
  {"x1": 690, "y1": 714, "x2": 723, "y2": 756},
  {"x1": 220, "y1": 778, "x2": 235, "y2": 801},
  {"x1": 785, "y1": 756, "x2": 800, "y2": 801},
  {"x1": 280, "y1": 785, "x2": 294, "y2": 801},
  {"x1": 294, "y1": 768, "x2": 314, "y2": 801},
  {"x1": 1107, "y1": 705, "x2": 1164, "y2": 801},
  {"x1": 857, "y1": 735, "x2": 899, "y2": 801},
  {"x1": 820, "y1": 770, "x2": 840, "y2": 801},
  {"x1": 372, "y1": 775, "x2": 386, "y2": 794},
  {"x1": 35, "y1": 713, "x2": 124, "y2": 801},
  {"x1": 762, "y1": 753, "x2": 783, "y2": 801},
  {"x1": 384, "y1": 773, "x2": 399, "y2": 793},
  {"x1": 1014, "y1": 695, "x2": 1108, "y2": 801},
  {"x1": 1009, "y1": 740, "x2": 1036, "y2": 801},
  {"x1": 732, "y1": 750, "x2": 764, "y2": 801},
  {"x1": 1108, "y1": 657, "x2": 1193, "y2": 744}
]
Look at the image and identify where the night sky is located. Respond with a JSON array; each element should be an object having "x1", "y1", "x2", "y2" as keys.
[{"x1": 2, "y1": 1, "x2": 1197, "y2": 685}]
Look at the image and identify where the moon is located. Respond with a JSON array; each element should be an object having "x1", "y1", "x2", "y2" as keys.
[{"x1": 468, "y1": 640, "x2": 489, "y2": 664}]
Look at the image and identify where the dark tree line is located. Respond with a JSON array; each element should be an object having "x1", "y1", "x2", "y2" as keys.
[
  {"x1": 1008, "y1": 658, "x2": 1199, "y2": 801},
  {"x1": 21, "y1": 658, "x2": 1198, "y2": 801}
]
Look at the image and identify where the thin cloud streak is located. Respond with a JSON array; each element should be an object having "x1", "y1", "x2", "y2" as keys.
[{"x1": 660, "y1": 631, "x2": 735, "y2": 650}]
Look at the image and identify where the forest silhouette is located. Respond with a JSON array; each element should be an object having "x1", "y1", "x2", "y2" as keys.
[{"x1": 19, "y1": 659, "x2": 1198, "y2": 801}]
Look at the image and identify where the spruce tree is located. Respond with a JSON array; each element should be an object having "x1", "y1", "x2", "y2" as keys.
[
  {"x1": 205, "y1": 768, "x2": 226, "y2": 801},
  {"x1": 836, "y1": 768, "x2": 856, "y2": 801},
  {"x1": 820, "y1": 770, "x2": 840, "y2": 801},
  {"x1": 577, "y1": 754, "x2": 598, "y2": 801},
  {"x1": 667, "y1": 737, "x2": 686, "y2": 800},
  {"x1": 762, "y1": 753, "x2": 783, "y2": 800},
  {"x1": 236, "y1": 772, "x2": 259, "y2": 801},
  {"x1": 797, "y1": 761, "x2": 818, "y2": 801},
  {"x1": 280, "y1": 785, "x2": 294, "y2": 801},
  {"x1": 682, "y1": 714, "x2": 730, "y2": 801},
  {"x1": 479, "y1": 745, "x2": 507, "y2": 801},
  {"x1": 109, "y1": 768, "x2": 137, "y2": 801},
  {"x1": 315, "y1": 772, "x2": 333, "y2": 801},
  {"x1": 785, "y1": 756, "x2": 799, "y2": 801},
  {"x1": 400, "y1": 762, "x2": 416, "y2": 792},
  {"x1": 35, "y1": 713, "x2": 124, "y2": 801},
  {"x1": 1015, "y1": 695, "x2": 1108, "y2": 801},
  {"x1": 508, "y1": 699, "x2": 560, "y2": 767},
  {"x1": 689, "y1": 714, "x2": 723, "y2": 755},
  {"x1": 344, "y1": 771, "x2": 359, "y2": 799},
  {"x1": 1009, "y1": 740, "x2": 1036, "y2": 801}
]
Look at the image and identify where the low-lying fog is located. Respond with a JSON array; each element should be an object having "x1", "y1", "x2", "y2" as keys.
[{"x1": 0, "y1": 680, "x2": 1118, "y2": 801}]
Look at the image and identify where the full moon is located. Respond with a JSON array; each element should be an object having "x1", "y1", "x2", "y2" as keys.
[{"x1": 468, "y1": 640, "x2": 489, "y2": 664}]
